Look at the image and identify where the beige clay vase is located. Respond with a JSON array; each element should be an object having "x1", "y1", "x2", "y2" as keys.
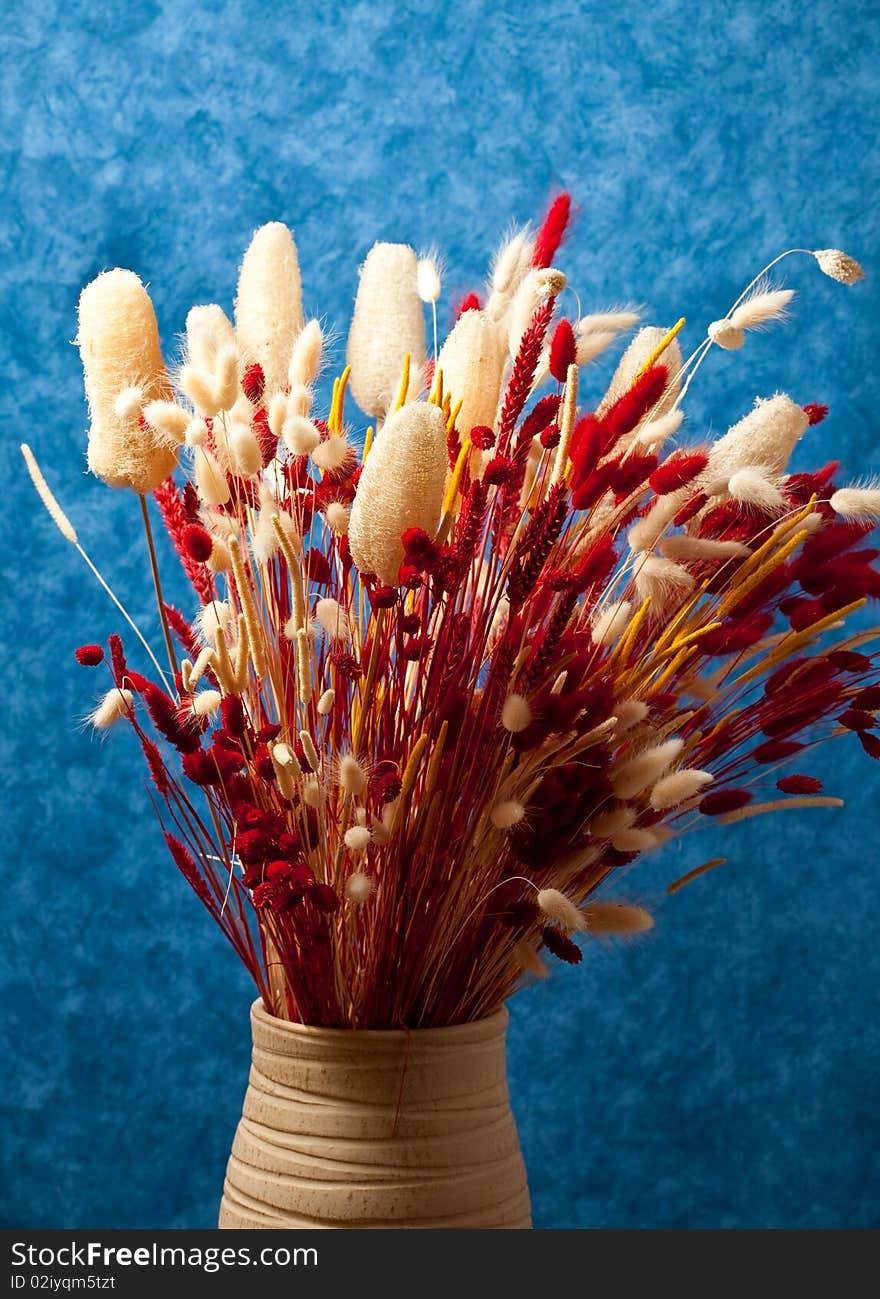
[{"x1": 219, "y1": 999, "x2": 532, "y2": 1229}]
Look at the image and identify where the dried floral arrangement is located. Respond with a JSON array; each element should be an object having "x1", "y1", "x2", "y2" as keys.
[{"x1": 22, "y1": 197, "x2": 874, "y2": 1029}]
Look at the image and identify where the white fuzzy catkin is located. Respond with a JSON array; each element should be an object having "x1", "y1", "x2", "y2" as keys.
[
  {"x1": 302, "y1": 777, "x2": 325, "y2": 808},
  {"x1": 490, "y1": 800, "x2": 525, "y2": 830},
  {"x1": 338, "y1": 753, "x2": 367, "y2": 796},
  {"x1": 707, "y1": 395, "x2": 809, "y2": 479},
  {"x1": 315, "y1": 598, "x2": 349, "y2": 642},
  {"x1": 344, "y1": 825, "x2": 372, "y2": 852},
  {"x1": 727, "y1": 468, "x2": 786, "y2": 511},
  {"x1": 311, "y1": 435, "x2": 352, "y2": 473},
  {"x1": 597, "y1": 326, "x2": 683, "y2": 419},
  {"x1": 268, "y1": 391, "x2": 289, "y2": 438},
  {"x1": 190, "y1": 689, "x2": 222, "y2": 718},
  {"x1": 185, "y1": 419, "x2": 208, "y2": 447},
  {"x1": 89, "y1": 687, "x2": 134, "y2": 729},
  {"x1": 78, "y1": 269, "x2": 178, "y2": 493},
  {"x1": 324, "y1": 501, "x2": 349, "y2": 534},
  {"x1": 196, "y1": 600, "x2": 232, "y2": 644},
  {"x1": 707, "y1": 320, "x2": 745, "y2": 350},
  {"x1": 194, "y1": 448, "x2": 231, "y2": 505},
  {"x1": 583, "y1": 903, "x2": 654, "y2": 935},
  {"x1": 186, "y1": 304, "x2": 236, "y2": 373},
  {"x1": 437, "y1": 308, "x2": 506, "y2": 436},
  {"x1": 610, "y1": 827, "x2": 659, "y2": 853},
  {"x1": 228, "y1": 424, "x2": 263, "y2": 477},
  {"x1": 317, "y1": 688, "x2": 335, "y2": 716},
  {"x1": 416, "y1": 256, "x2": 442, "y2": 304},
  {"x1": 288, "y1": 319, "x2": 323, "y2": 389},
  {"x1": 634, "y1": 408, "x2": 684, "y2": 449},
  {"x1": 213, "y1": 344, "x2": 241, "y2": 411},
  {"x1": 345, "y1": 872, "x2": 375, "y2": 903},
  {"x1": 20, "y1": 444, "x2": 78, "y2": 544},
  {"x1": 578, "y1": 308, "x2": 641, "y2": 334},
  {"x1": 346, "y1": 242, "x2": 426, "y2": 417},
  {"x1": 282, "y1": 414, "x2": 321, "y2": 456},
  {"x1": 613, "y1": 699, "x2": 649, "y2": 732},
  {"x1": 513, "y1": 940, "x2": 550, "y2": 979},
  {"x1": 235, "y1": 223, "x2": 304, "y2": 394},
  {"x1": 575, "y1": 329, "x2": 617, "y2": 366},
  {"x1": 612, "y1": 737, "x2": 685, "y2": 799},
  {"x1": 501, "y1": 693, "x2": 532, "y2": 733},
  {"x1": 591, "y1": 805, "x2": 636, "y2": 838},
  {"x1": 485, "y1": 228, "x2": 534, "y2": 320},
  {"x1": 348, "y1": 401, "x2": 448, "y2": 584},
  {"x1": 829, "y1": 487, "x2": 880, "y2": 521},
  {"x1": 730, "y1": 287, "x2": 794, "y2": 331},
  {"x1": 649, "y1": 768, "x2": 714, "y2": 810},
  {"x1": 659, "y1": 535, "x2": 751, "y2": 562},
  {"x1": 635, "y1": 555, "x2": 695, "y2": 605},
  {"x1": 536, "y1": 888, "x2": 587, "y2": 933},
  {"x1": 591, "y1": 600, "x2": 633, "y2": 646},
  {"x1": 114, "y1": 386, "x2": 143, "y2": 421},
  {"x1": 813, "y1": 249, "x2": 865, "y2": 285}
]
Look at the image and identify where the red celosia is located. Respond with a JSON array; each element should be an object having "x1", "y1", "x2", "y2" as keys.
[
  {"x1": 182, "y1": 524, "x2": 214, "y2": 563},
  {"x1": 368, "y1": 584, "x2": 398, "y2": 610},
  {"x1": 75, "y1": 644, "x2": 104, "y2": 666},
  {"x1": 401, "y1": 527, "x2": 439, "y2": 571},
  {"x1": 549, "y1": 319, "x2": 577, "y2": 382},
  {"x1": 144, "y1": 683, "x2": 201, "y2": 753},
  {"x1": 649, "y1": 452, "x2": 709, "y2": 495},
  {"x1": 531, "y1": 192, "x2": 572, "y2": 268},
  {"x1": 469, "y1": 425, "x2": 495, "y2": 451},
  {"x1": 497, "y1": 298, "x2": 555, "y2": 454}
]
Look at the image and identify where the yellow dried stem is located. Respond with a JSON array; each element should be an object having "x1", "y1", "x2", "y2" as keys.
[
  {"x1": 717, "y1": 796, "x2": 843, "y2": 825},
  {"x1": 550, "y1": 363, "x2": 578, "y2": 488},
  {"x1": 393, "y1": 353, "x2": 411, "y2": 412},
  {"x1": 296, "y1": 628, "x2": 312, "y2": 704},
  {"x1": 635, "y1": 317, "x2": 686, "y2": 378},
  {"x1": 666, "y1": 857, "x2": 727, "y2": 894},
  {"x1": 228, "y1": 536, "x2": 269, "y2": 680}
]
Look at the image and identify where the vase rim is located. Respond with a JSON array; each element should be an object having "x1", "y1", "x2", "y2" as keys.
[{"x1": 250, "y1": 997, "x2": 509, "y2": 1043}]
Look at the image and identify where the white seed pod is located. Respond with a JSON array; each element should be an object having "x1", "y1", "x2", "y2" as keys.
[
  {"x1": 77, "y1": 269, "x2": 178, "y2": 493},
  {"x1": 583, "y1": 902, "x2": 654, "y2": 935},
  {"x1": 301, "y1": 777, "x2": 326, "y2": 807},
  {"x1": 610, "y1": 828, "x2": 661, "y2": 853},
  {"x1": 612, "y1": 737, "x2": 684, "y2": 799},
  {"x1": 196, "y1": 600, "x2": 232, "y2": 644},
  {"x1": 190, "y1": 689, "x2": 222, "y2": 718},
  {"x1": 634, "y1": 554, "x2": 695, "y2": 606},
  {"x1": 513, "y1": 940, "x2": 549, "y2": 979},
  {"x1": 577, "y1": 308, "x2": 641, "y2": 334},
  {"x1": 324, "y1": 501, "x2": 350, "y2": 534},
  {"x1": 348, "y1": 401, "x2": 448, "y2": 584},
  {"x1": 186, "y1": 304, "x2": 236, "y2": 373},
  {"x1": 729, "y1": 287, "x2": 794, "y2": 331},
  {"x1": 345, "y1": 872, "x2": 375, "y2": 903},
  {"x1": 344, "y1": 825, "x2": 372, "y2": 852},
  {"x1": 317, "y1": 688, "x2": 335, "y2": 716},
  {"x1": 613, "y1": 700, "x2": 649, "y2": 733},
  {"x1": 501, "y1": 693, "x2": 532, "y2": 733},
  {"x1": 315, "y1": 597, "x2": 350, "y2": 643},
  {"x1": 142, "y1": 400, "x2": 191, "y2": 445},
  {"x1": 634, "y1": 408, "x2": 684, "y2": 449},
  {"x1": 207, "y1": 538, "x2": 231, "y2": 573},
  {"x1": 490, "y1": 800, "x2": 525, "y2": 830},
  {"x1": 185, "y1": 419, "x2": 208, "y2": 447},
  {"x1": 416, "y1": 255, "x2": 442, "y2": 304},
  {"x1": 590, "y1": 804, "x2": 636, "y2": 838},
  {"x1": 235, "y1": 222, "x2": 304, "y2": 394},
  {"x1": 268, "y1": 391, "x2": 289, "y2": 439},
  {"x1": 437, "y1": 308, "x2": 507, "y2": 436},
  {"x1": 89, "y1": 687, "x2": 134, "y2": 729},
  {"x1": 287, "y1": 318, "x2": 323, "y2": 390},
  {"x1": 649, "y1": 768, "x2": 714, "y2": 810},
  {"x1": 338, "y1": 753, "x2": 367, "y2": 796},
  {"x1": 114, "y1": 386, "x2": 143, "y2": 421},
  {"x1": 813, "y1": 249, "x2": 865, "y2": 285},
  {"x1": 213, "y1": 344, "x2": 241, "y2": 412},
  {"x1": 310, "y1": 435, "x2": 353, "y2": 473},
  {"x1": 346, "y1": 242, "x2": 426, "y2": 417},
  {"x1": 288, "y1": 384, "x2": 313, "y2": 418},
  {"x1": 829, "y1": 487, "x2": 880, "y2": 520},
  {"x1": 591, "y1": 600, "x2": 633, "y2": 647},
  {"x1": 536, "y1": 888, "x2": 587, "y2": 933},
  {"x1": 659, "y1": 535, "x2": 751, "y2": 562},
  {"x1": 597, "y1": 326, "x2": 683, "y2": 420},
  {"x1": 708, "y1": 394, "x2": 809, "y2": 479},
  {"x1": 727, "y1": 468, "x2": 786, "y2": 511},
  {"x1": 486, "y1": 228, "x2": 534, "y2": 321},
  {"x1": 707, "y1": 320, "x2": 745, "y2": 350},
  {"x1": 575, "y1": 329, "x2": 618, "y2": 366},
  {"x1": 178, "y1": 364, "x2": 222, "y2": 416},
  {"x1": 228, "y1": 423, "x2": 263, "y2": 477},
  {"x1": 194, "y1": 448, "x2": 231, "y2": 505}
]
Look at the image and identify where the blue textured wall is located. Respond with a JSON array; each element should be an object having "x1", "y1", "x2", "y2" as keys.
[{"x1": 2, "y1": 0, "x2": 878, "y2": 1229}]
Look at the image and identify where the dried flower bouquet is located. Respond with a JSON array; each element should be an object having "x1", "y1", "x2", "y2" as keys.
[{"x1": 23, "y1": 196, "x2": 874, "y2": 1029}]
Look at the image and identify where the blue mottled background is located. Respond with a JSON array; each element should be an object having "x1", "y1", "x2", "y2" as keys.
[{"x1": 1, "y1": 0, "x2": 878, "y2": 1229}]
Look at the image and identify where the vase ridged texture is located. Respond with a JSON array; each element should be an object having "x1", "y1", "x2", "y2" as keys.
[{"x1": 219, "y1": 1000, "x2": 531, "y2": 1229}]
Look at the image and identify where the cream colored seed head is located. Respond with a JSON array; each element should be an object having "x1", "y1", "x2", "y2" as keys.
[
  {"x1": 437, "y1": 308, "x2": 506, "y2": 436},
  {"x1": 346, "y1": 242, "x2": 426, "y2": 417},
  {"x1": 78, "y1": 269, "x2": 178, "y2": 493},
  {"x1": 235, "y1": 222, "x2": 303, "y2": 394},
  {"x1": 348, "y1": 401, "x2": 447, "y2": 585}
]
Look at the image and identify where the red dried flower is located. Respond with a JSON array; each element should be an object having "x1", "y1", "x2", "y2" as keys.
[
  {"x1": 310, "y1": 882, "x2": 340, "y2": 913},
  {"x1": 165, "y1": 834, "x2": 212, "y2": 908},
  {"x1": 549, "y1": 319, "x2": 576, "y2": 382},
  {"x1": 532, "y1": 192, "x2": 572, "y2": 269},
  {"x1": 541, "y1": 925, "x2": 582, "y2": 964},
  {"x1": 221, "y1": 694, "x2": 247, "y2": 738},
  {"x1": 75, "y1": 644, "x2": 104, "y2": 666},
  {"x1": 305, "y1": 549, "x2": 332, "y2": 586},
  {"x1": 777, "y1": 775, "x2": 823, "y2": 794},
  {"x1": 329, "y1": 651, "x2": 362, "y2": 679},
  {"x1": 753, "y1": 739, "x2": 804, "y2": 764},
  {"x1": 838, "y1": 708, "x2": 876, "y2": 732},
  {"x1": 860, "y1": 732, "x2": 880, "y2": 760},
  {"x1": 469, "y1": 425, "x2": 495, "y2": 451},
  {"x1": 455, "y1": 291, "x2": 481, "y2": 319},
  {"x1": 401, "y1": 527, "x2": 439, "y2": 571},
  {"x1": 699, "y1": 789, "x2": 753, "y2": 816},
  {"x1": 803, "y1": 402, "x2": 829, "y2": 426},
  {"x1": 241, "y1": 362, "x2": 265, "y2": 404},
  {"x1": 368, "y1": 584, "x2": 398, "y2": 610},
  {"x1": 673, "y1": 491, "x2": 708, "y2": 527},
  {"x1": 182, "y1": 524, "x2": 214, "y2": 563},
  {"x1": 144, "y1": 682, "x2": 201, "y2": 753},
  {"x1": 539, "y1": 424, "x2": 561, "y2": 449},
  {"x1": 483, "y1": 456, "x2": 518, "y2": 486},
  {"x1": 650, "y1": 452, "x2": 709, "y2": 495},
  {"x1": 610, "y1": 452, "x2": 658, "y2": 501}
]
